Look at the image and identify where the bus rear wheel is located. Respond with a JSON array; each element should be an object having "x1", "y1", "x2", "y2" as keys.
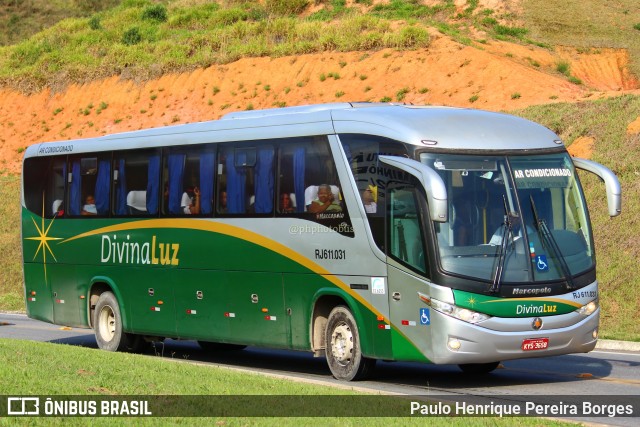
[
  {"x1": 325, "y1": 306, "x2": 375, "y2": 381},
  {"x1": 94, "y1": 291, "x2": 144, "y2": 352},
  {"x1": 458, "y1": 361, "x2": 500, "y2": 375}
]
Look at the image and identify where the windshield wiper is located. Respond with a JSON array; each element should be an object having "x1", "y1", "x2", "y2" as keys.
[
  {"x1": 530, "y1": 195, "x2": 575, "y2": 290},
  {"x1": 490, "y1": 195, "x2": 516, "y2": 293}
]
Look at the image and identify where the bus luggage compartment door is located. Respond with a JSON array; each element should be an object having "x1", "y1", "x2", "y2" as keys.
[
  {"x1": 23, "y1": 262, "x2": 54, "y2": 324},
  {"x1": 175, "y1": 269, "x2": 230, "y2": 341}
]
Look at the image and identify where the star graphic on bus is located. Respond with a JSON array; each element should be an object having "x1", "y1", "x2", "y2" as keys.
[
  {"x1": 25, "y1": 197, "x2": 62, "y2": 284},
  {"x1": 466, "y1": 296, "x2": 477, "y2": 308}
]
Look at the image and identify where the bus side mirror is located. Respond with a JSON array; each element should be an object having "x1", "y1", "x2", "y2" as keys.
[
  {"x1": 379, "y1": 155, "x2": 448, "y2": 222},
  {"x1": 572, "y1": 157, "x2": 621, "y2": 217}
]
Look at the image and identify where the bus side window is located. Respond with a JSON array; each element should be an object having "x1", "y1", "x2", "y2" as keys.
[
  {"x1": 218, "y1": 144, "x2": 274, "y2": 215},
  {"x1": 278, "y1": 137, "x2": 344, "y2": 213},
  {"x1": 387, "y1": 181, "x2": 429, "y2": 276},
  {"x1": 278, "y1": 136, "x2": 352, "y2": 236},
  {"x1": 67, "y1": 156, "x2": 111, "y2": 217},
  {"x1": 113, "y1": 149, "x2": 160, "y2": 216},
  {"x1": 23, "y1": 156, "x2": 66, "y2": 219},
  {"x1": 339, "y1": 134, "x2": 409, "y2": 250},
  {"x1": 277, "y1": 143, "x2": 307, "y2": 214},
  {"x1": 163, "y1": 147, "x2": 215, "y2": 216}
]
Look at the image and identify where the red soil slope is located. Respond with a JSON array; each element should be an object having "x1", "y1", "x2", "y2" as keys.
[{"x1": 1, "y1": 34, "x2": 638, "y2": 174}]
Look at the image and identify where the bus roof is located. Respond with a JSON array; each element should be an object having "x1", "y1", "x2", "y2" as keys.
[{"x1": 24, "y1": 103, "x2": 563, "y2": 158}]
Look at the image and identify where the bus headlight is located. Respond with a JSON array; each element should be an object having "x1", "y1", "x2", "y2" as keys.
[
  {"x1": 429, "y1": 298, "x2": 490, "y2": 324},
  {"x1": 577, "y1": 299, "x2": 598, "y2": 316}
]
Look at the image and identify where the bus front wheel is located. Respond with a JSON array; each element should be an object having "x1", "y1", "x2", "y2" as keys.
[
  {"x1": 94, "y1": 291, "x2": 143, "y2": 352},
  {"x1": 325, "y1": 306, "x2": 375, "y2": 381}
]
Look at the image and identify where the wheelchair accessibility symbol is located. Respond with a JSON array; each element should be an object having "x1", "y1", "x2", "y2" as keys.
[
  {"x1": 536, "y1": 255, "x2": 549, "y2": 272},
  {"x1": 420, "y1": 308, "x2": 430, "y2": 325}
]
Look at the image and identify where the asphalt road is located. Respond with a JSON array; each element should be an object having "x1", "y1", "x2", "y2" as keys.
[{"x1": 1, "y1": 312, "x2": 639, "y2": 424}]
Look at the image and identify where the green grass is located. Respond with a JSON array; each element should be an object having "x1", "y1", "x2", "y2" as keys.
[
  {"x1": 0, "y1": 0, "x2": 119, "y2": 46},
  {"x1": 0, "y1": 1, "x2": 434, "y2": 93},
  {"x1": 2, "y1": 1, "x2": 636, "y2": 93},
  {"x1": 523, "y1": 0, "x2": 640, "y2": 77},
  {"x1": 0, "y1": 175, "x2": 23, "y2": 312},
  {"x1": 0, "y1": 339, "x2": 578, "y2": 426}
]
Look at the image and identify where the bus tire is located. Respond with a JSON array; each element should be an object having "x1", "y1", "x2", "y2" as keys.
[
  {"x1": 198, "y1": 341, "x2": 247, "y2": 352},
  {"x1": 325, "y1": 305, "x2": 375, "y2": 381},
  {"x1": 94, "y1": 291, "x2": 141, "y2": 352},
  {"x1": 458, "y1": 361, "x2": 500, "y2": 375}
]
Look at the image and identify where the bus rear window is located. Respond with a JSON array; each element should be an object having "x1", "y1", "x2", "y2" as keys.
[{"x1": 23, "y1": 157, "x2": 66, "y2": 218}]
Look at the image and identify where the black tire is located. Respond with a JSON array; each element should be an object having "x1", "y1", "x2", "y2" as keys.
[
  {"x1": 325, "y1": 305, "x2": 375, "y2": 381},
  {"x1": 458, "y1": 361, "x2": 500, "y2": 375},
  {"x1": 198, "y1": 341, "x2": 247, "y2": 352},
  {"x1": 94, "y1": 291, "x2": 144, "y2": 352}
]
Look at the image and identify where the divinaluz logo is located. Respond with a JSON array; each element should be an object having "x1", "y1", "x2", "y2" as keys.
[{"x1": 100, "y1": 234, "x2": 180, "y2": 266}]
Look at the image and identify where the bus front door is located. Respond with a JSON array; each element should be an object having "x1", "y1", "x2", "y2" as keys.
[{"x1": 385, "y1": 181, "x2": 433, "y2": 363}]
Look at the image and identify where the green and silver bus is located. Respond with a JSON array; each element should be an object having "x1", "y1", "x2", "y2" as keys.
[{"x1": 22, "y1": 103, "x2": 621, "y2": 380}]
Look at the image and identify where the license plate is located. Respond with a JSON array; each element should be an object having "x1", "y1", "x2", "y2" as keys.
[{"x1": 522, "y1": 338, "x2": 549, "y2": 351}]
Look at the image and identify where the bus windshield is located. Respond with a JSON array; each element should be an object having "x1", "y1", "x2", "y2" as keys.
[{"x1": 420, "y1": 152, "x2": 594, "y2": 285}]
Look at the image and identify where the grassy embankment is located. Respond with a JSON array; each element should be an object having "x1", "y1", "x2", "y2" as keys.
[
  {"x1": 0, "y1": 0, "x2": 548, "y2": 92},
  {"x1": 3, "y1": 0, "x2": 639, "y2": 92},
  {"x1": 524, "y1": 0, "x2": 640, "y2": 78},
  {"x1": 0, "y1": 339, "x2": 579, "y2": 426}
]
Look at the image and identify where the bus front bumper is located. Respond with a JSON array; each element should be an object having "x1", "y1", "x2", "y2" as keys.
[{"x1": 426, "y1": 308, "x2": 600, "y2": 365}]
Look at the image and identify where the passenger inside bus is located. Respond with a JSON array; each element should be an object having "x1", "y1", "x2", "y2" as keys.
[
  {"x1": 81, "y1": 194, "x2": 97, "y2": 216},
  {"x1": 126, "y1": 191, "x2": 147, "y2": 214},
  {"x1": 180, "y1": 186, "x2": 201, "y2": 215},
  {"x1": 280, "y1": 192, "x2": 296, "y2": 213},
  {"x1": 361, "y1": 185, "x2": 377, "y2": 214},
  {"x1": 307, "y1": 184, "x2": 342, "y2": 213}
]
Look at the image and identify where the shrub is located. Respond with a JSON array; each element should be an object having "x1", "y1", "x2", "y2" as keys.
[
  {"x1": 568, "y1": 76, "x2": 583, "y2": 85},
  {"x1": 122, "y1": 27, "x2": 142, "y2": 46},
  {"x1": 396, "y1": 87, "x2": 409, "y2": 101},
  {"x1": 88, "y1": 16, "x2": 101, "y2": 30},
  {"x1": 391, "y1": 25, "x2": 430, "y2": 48},
  {"x1": 142, "y1": 4, "x2": 168, "y2": 23},
  {"x1": 493, "y1": 25, "x2": 528, "y2": 39},
  {"x1": 556, "y1": 61, "x2": 570, "y2": 76}
]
